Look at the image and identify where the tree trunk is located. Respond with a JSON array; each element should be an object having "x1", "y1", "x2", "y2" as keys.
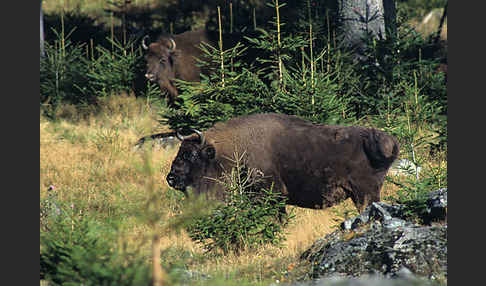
[
  {"x1": 434, "y1": 2, "x2": 448, "y2": 45},
  {"x1": 337, "y1": 0, "x2": 396, "y2": 61},
  {"x1": 40, "y1": 0, "x2": 45, "y2": 57}
]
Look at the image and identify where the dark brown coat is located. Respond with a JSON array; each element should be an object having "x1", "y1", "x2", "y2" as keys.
[
  {"x1": 166, "y1": 113, "x2": 399, "y2": 213},
  {"x1": 143, "y1": 29, "x2": 262, "y2": 106},
  {"x1": 143, "y1": 29, "x2": 214, "y2": 106}
]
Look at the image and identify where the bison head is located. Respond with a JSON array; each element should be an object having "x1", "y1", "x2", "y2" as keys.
[
  {"x1": 142, "y1": 35, "x2": 179, "y2": 102},
  {"x1": 166, "y1": 130, "x2": 216, "y2": 194}
]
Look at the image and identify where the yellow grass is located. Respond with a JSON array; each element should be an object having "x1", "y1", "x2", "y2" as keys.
[{"x1": 40, "y1": 94, "x2": 414, "y2": 284}]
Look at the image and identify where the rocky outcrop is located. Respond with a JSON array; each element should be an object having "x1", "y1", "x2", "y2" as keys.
[{"x1": 296, "y1": 189, "x2": 447, "y2": 286}]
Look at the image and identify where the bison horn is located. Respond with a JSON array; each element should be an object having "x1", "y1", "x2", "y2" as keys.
[
  {"x1": 175, "y1": 129, "x2": 205, "y2": 146},
  {"x1": 193, "y1": 129, "x2": 205, "y2": 146},
  {"x1": 142, "y1": 35, "x2": 149, "y2": 50},
  {"x1": 175, "y1": 131, "x2": 188, "y2": 141},
  {"x1": 168, "y1": 38, "x2": 176, "y2": 51}
]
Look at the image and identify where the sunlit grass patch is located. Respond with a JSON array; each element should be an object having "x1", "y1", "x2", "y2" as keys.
[
  {"x1": 40, "y1": 92, "x2": 446, "y2": 285},
  {"x1": 40, "y1": 97, "x2": 348, "y2": 284}
]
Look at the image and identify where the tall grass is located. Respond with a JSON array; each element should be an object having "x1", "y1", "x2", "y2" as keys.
[
  {"x1": 40, "y1": 95, "x2": 375, "y2": 285},
  {"x1": 40, "y1": 95, "x2": 435, "y2": 284}
]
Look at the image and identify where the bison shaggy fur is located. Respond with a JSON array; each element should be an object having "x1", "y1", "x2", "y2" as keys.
[{"x1": 166, "y1": 113, "x2": 399, "y2": 213}]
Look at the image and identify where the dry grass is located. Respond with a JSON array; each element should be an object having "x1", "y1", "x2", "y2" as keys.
[{"x1": 40, "y1": 94, "x2": 413, "y2": 284}]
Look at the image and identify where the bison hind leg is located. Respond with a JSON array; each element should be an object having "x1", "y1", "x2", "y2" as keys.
[
  {"x1": 349, "y1": 190, "x2": 380, "y2": 214},
  {"x1": 345, "y1": 180, "x2": 381, "y2": 214}
]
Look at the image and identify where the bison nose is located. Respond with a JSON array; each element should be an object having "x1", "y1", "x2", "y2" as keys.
[
  {"x1": 145, "y1": 73, "x2": 155, "y2": 81},
  {"x1": 166, "y1": 173, "x2": 176, "y2": 187}
]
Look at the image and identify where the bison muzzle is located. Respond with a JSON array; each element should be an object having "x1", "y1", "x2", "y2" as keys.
[{"x1": 142, "y1": 29, "x2": 213, "y2": 106}]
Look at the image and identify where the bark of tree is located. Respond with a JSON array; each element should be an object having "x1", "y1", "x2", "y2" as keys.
[
  {"x1": 337, "y1": 0, "x2": 396, "y2": 61},
  {"x1": 434, "y1": 2, "x2": 448, "y2": 45},
  {"x1": 40, "y1": 0, "x2": 45, "y2": 57}
]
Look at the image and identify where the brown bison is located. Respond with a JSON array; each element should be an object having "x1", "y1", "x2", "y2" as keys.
[
  {"x1": 164, "y1": 113, "x2": 399, "y2": 213},
  {"x1": 142, "y1": 29, "x2": 214, "y2": 106},
  {"x1": 142, "y1": 29, "x2": 262, "y2": 106}
]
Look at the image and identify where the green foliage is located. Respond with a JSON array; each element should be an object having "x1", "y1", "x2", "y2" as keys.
[
  {"x1": 40, "y1": 28, "x2": 92, "y2": 118},
  {"x1": 385, "y1": 156, "x2": 446, "y2": 225},
  {"x1": 85, "y1": 37, "x2": 145, "y2": 98},
  {"x1": 161, "y1": 41, "x2": 273, "y2": 131},
  {"x1": 43, "y1": 10, "x2": 108, "y2": 49},
  {"x1": 40, "y1": 28, "x2": 148, "y2": 120},
  {"x1": 377, "y1": 80, "x2": 447, "y2": 224},
  {"x1": 40, "y1": 199, "x2": 150, "y2": 286},
  {"x1": 387, "y1": 169, "x2": 446, "y2": 225},
  {"x1": 161, "y1": 0, "x2": 355, "y2": 131},
  {"x1": 270, "y1": 65, "x2": 355, "y2": 124},
  {"x1": 186, "y1": 152, "x2": 294, "y2": 253},
  {"x1": 348, "y1": 24, "x2": 446, "y2": 118}
]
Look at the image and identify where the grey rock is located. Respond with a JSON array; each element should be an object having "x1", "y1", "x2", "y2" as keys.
[
  {"x1": 415, "y1": 8, "x2": 448, "y2": 41},
  {"x1": 425, "y1": 188, "x2": 447, "y2": 222},
  {"x1": 341, "y1": 188, "x2": 448, "y2": 230},
  {"x1": 275, "y1": 269, "x2": 438, "y2": 286},
  {"x1": 383, "y1": 217, "x2": 408, "y2": 230},
  {"x1": 302, "y1": 222, "x2": 446, "y2": 281},
  {"x1": 341, "y1": 202, "x2": 405, "y2": 230},
  {"x1": 302, "y1": 189, "x2": 447, "y2": 285}
]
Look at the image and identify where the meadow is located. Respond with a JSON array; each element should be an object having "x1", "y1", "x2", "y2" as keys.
[
  {"x1": 40, "y1": 1, "x2": 447, "y2": 285},
  {"x1": 40, "y1": 94, "x2": 375, "y2": 285},
  {"x1": 40, "y1": 93, "x2": 445, "y2": 285}
]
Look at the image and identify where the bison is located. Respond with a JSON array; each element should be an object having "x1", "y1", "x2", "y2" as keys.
[
  {"x1": 142, "y1": 29, "x2": 214, "y2": 106},
  {"x1": 142, "y1": 29, "x2": 263, "y2": 106},
  {"x1": 164, "y1": 113, "x2": 399, "y2": 213}
]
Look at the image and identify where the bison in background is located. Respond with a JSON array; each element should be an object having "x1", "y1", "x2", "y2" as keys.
[
  {"x1": 142, "y1": 29, "x2": 213, "y2": 106},
  {"x1": 165, "y1": 113, "x2": 399, "y2": 214},
  {"x1": 142, "y1": 28, "x2": 262, "y2": 106}
]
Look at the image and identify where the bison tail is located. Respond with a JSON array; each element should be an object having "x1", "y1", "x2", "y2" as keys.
[{"x1": 362, "y1": 129, "x2": 400, "y2": 170}]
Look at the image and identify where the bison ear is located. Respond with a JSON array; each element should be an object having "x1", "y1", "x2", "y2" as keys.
[{"x1": 203, "y1": 145, "x2": 216, "y2": 160}]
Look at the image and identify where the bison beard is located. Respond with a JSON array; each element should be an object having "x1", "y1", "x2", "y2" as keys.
[{"x1": 166, "y1": 113, "x2": 399, "y2": 213}]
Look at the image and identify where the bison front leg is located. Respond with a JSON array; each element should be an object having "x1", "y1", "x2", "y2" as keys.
[
  {"x1": 272, "y1": 179, "x2": 290, "y2": 224},
  {"x1": 158, "y1": 79, "x2": 179, "y2": 107}
]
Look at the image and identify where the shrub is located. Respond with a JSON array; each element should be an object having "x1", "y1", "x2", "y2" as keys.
[
  {"x1": 40, "y1": 199, "x2": 150, "y2": 286},
  {"x1": 186, "y1": 152, "x2": 294, "y2": 253},
  {"x1": 161, "y1": 0, "x2": 355, "y2": 131},
  {"x1": 40, "y1": 28, "x2": 92, "y2": 118},
  {"x1": 40, "y1": 28, "x2": 148, "y2": 120},
  {"x1": 85, "y1": 37, "x2": 145, "y2": 98}
]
